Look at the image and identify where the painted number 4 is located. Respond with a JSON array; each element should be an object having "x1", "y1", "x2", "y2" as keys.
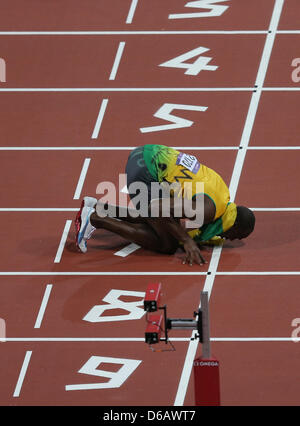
[{"x1": 159, "y1": 46, "x2": 218, "y2": 75}]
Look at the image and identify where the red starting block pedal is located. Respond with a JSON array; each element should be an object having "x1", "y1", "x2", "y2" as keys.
[
  {"x1": 193, "y1": 356, "x2": 220, "y2": 406},
  {"x1": 144, "y1": 282, "x2": 162, "y2": 312},
  {"x1": 145, "y1": 313, "x2": 163, "y2": 344}
]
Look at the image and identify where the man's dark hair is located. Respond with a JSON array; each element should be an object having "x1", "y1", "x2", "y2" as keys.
[{"x1": 236, "y1": 206, "x2": 256, "y2": 235}]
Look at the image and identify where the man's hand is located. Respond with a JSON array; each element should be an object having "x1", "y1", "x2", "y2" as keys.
[{"x1": 182, "y1": 239, "x2": 207, "y2": 266}]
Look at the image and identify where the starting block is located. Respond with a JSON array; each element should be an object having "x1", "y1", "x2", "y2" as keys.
[
  {"x1": 143, "y1": 283, "x2": 220, "y2": 406},
  {"x1": 145, "y1": 313, "x2": 163, "y2": 344}
]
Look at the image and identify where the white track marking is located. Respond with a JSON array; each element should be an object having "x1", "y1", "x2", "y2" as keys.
[
  {"x1": 140, "y1": 103, "x2": 207, "y2": 133},
  {"x1": 0, "y1": 87, "x2": 255, "y2": 92},
  {"x1": 248, "y1": 146, "x2": 300, "y2": 150},
  {"x1": 159, "y1": 46, "x2": 218, "y2": 75},
  {"x1": 277, "y1": 30, "x2": 300, "y2": 34},
  {"x1": 91, "y1": 99, "x2": 109, "y2": 139},
  {"x1": 1, "y1": 271, "x2": 300, "y2": 276},
  {"x1": 54, "y1": 220, "x2": 72, "y2": 263},
  {"x1": 0, "y1": 208, "x2": 79, "y2": 211},
  {"x1": 4, "y1": 145, "x2": 300, "y2": 151},
  {"x1": 109, "y1": 42, "x2": 125, "y2": 80},
  {"x1": 169, "y1": 0, "x2": 230, "y2": 20},
  {"x1": 13, "y1": 351, "x2": 32, "y2": 397},
  {"x1": 2, "y1": 145, "x2": 300, "y2": 151},
  {"x1": 65, "y1": 356, "x2": 141, "y2": 391},
  {"x1": 114, "y1": 243, "x2": 141, "y2": 257},
  {"x1": 1, "y1": 207, "x2": 300, "y2": 212},
  {"x1": 262, "y1": 87, "x2": 300, "y2": 91},
  {"x1": 174, "y1": 0, "x2": 285, "y2": 406},
  {"x1": 251, "y1": 208, "x2": 300, "y2": 211},
  {"x1": 230, "y1": 0, "x2": 284, "y2": 201},
  {"x1": 174, "y1": 245, "x2": 222, "y2": 406},
  {"x1": 0, "y1": 146, "x2": 239, "y2": 150},
  {"x1": 73, "y1": 158, "x2": 90, "y2": 200},
  {"x1": 4, "y1": 337, "x2": 299, "y2": 342},
  {"x1": 0, "y1": 31, "x2": 269, "y2": 35},
  {"x1": 34, "y1": 284, "x2": 53, "y2": 329},
  {"x1": 126, "y1": 0, "x2": 139, "y2": 24}
]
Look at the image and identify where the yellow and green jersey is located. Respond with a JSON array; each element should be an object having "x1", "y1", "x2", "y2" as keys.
[{"x1": 143, "y1": 144, "x2": 230, "y2": 220}]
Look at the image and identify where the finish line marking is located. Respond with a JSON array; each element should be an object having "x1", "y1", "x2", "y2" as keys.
[{"x1": 173, "y1": 0, "x2": 285, "y2": 407}]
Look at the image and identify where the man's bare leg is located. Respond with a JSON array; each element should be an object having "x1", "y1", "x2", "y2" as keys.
[
  {"x1": 95, "y1": 201, "x2": 146, "y2": 224},
  {"x1": 90, "y1": 213, "x2": 178, "y2": 254}
]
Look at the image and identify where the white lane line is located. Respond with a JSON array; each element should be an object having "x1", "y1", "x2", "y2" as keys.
[
  {"x1": 91, "y1": 99, "x2": 109, "y2": 139},
  {"x1": 126, "y1": 0, "x2": 139, "y2": 24},
  {"x1": 2, "y1": 145, "x2": 300, "y2": 151},
  {"x1": 54, "y1": 220, "x2": 72, "y2": 263},
  {"x1": 1, "y1": 207, "x2": 300, "y2": 212},
  {"x1": 34, "y1": 284, "x2": 53, "y2": 329},
  {"x1": 4, "y1": 337, "x2": 299, "y2": 342},
  {"x1": 13, "y1": 351, "x2": 32, "y2": 397},
  {"x1": 109, "y1": 42, "x2": 125, "y2": 80},
  {"x1": 248, "y1": 146, "x2": 300, "y2": 150},
  {"x1": 230, "y1": 0, "x2": 284, "y2": 201},
  {"x1": 0, "y1": 30, "x2": 269, "y2": 35},
  {"x1": 174, "y1": 246, "x2": 222, "y2": 406},
  {"x1": 215, "y1": 271, "x2": 300, "y2": 275},
  {"x1": 251, "y1": 208, "x2": 300, "y2": 211},
  {"x1": 262, "y1": 87, "x2": 300, "y2": 91},
  {"x1": 114, "y1": 243, "x2": 141, "y2": 257},
  {"x1": 73, "y1": 158, "x2": 90, "y2": 200},
  {"x1": 0, "y1": 146, "x2": 239, "y2": 151},
  {"x1": 3, "y1": 145, "x2": 300, "y2": 151},
  {"x1": 1, "y1": 271, "x2": 300, "y2": 276},
  {"x1": 0, "y1": 208, "x2": 79, "y2": 211},
  {"x1": 173, "y1": 0, "x2": 285, "y2": 407},
  {"x1": 0, "y1": 87, "x2": 254, "y2": 92}
]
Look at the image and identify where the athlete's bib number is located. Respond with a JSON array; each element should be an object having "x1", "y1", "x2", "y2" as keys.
[{"x1": 176, "y1": 153, "x2": 200, "y2": 174}]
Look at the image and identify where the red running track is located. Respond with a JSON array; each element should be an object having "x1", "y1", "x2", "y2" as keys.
[{"x1": 0, "y1": 0, "x2": 300, "y2": 407}]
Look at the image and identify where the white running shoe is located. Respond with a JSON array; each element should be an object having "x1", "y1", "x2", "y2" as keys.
[{"x1": 75, "y1": 196, "x2": 97, "y2": 253}]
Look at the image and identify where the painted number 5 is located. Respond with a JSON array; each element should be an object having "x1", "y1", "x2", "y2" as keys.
[
  {"x1": 169, "y1": 0, "x2": 230, "y2": 20},
  {"x1": 140, "y1": 103, "x2": 207, "y2": 133}
]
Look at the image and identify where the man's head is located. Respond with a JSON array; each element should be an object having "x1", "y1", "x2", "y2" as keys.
[{"x1": 219, "y1": 206, "x2": 255, "y2": 241}]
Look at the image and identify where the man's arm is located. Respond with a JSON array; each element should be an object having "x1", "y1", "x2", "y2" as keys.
[
  {"x1": 150, "y1": 194, "x2": 216, "y2": 224},
  {"x1": 157, "y1": 215, "x2": 207, "y2": 266},
  {"x1": 149, "y1": 195, "x2": 216, "y2": 266}
]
